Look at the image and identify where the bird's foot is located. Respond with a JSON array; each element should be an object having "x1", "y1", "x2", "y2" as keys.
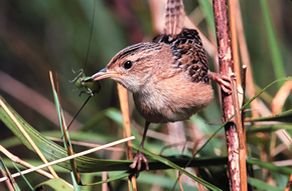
[
  {"x1": 128, "y1": 152, "x2": 149, "y2": 178},
  {"x1": 209, "y1": 72, "x2": 233, "y2": 95}
]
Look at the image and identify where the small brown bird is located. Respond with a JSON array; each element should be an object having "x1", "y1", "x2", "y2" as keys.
[{"x1": 87, "y1": 28, "x2": 231, "y2": 174}]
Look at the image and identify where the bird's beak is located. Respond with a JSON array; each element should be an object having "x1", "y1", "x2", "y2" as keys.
[
  {"x1": 83, "y1": 68, "x2": 118, "y2": 82},
  {"x1": 90, "y1": 68, "x2": 110, "y2": 81},
  {"x1": 82, "y1": 68, "x2": 108, "y2": 82}
]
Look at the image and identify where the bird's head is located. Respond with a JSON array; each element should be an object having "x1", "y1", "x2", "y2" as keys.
[{"x1": 89, "y1": 42, "x2": 163, "y2": 93}]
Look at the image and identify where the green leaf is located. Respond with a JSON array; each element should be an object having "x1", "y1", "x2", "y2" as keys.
[
  {"x1": 248, "y1": 177, "x2": 283, "y2": 191},
  {"x1": 104, "y1": 108, "x2": 123, "y2": 125},
  {"x1": 1, "y1": 97, "x2": 226, "y2": 174},
  {"x1": 35, "y1": 178, "x2": 74, "y2": 191},
  {"x1": 139, "y1": 172, "x2": 195, "y2": 190},
  {"x1": 247, "y1": 158, "x2": 292, "y2": 175},
  {"x1": 139, "y1": 147, "x2": 222, "y2": 191},
  {"x1": 79, "y1": 173, "x2": 128, "y2": 187},
  {"x1": 247, "y1": 125, "x2": 292, "y2": 134},
  {"x1": 0, "y1": 97, "x2": 130, "y2": 173},
  {"x1": 247, "y1": 109, "x2": 292, "y2": 123}
]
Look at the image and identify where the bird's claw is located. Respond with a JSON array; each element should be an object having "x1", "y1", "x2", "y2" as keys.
[
  {"x1": 209, "y1": 72, "x2": 233, "y2": 95},
  {"x1": 217, "y1": 75, "x2": 232, "y2": 95},
  {"x1": 128, "y1": 152, "x2": 149, "y2": 178}
]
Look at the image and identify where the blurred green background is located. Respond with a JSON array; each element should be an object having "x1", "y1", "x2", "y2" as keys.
[
  {"x1": 0, "y1": 0, "x2": 291, "y2": 190},
  {"x1": 1, "y1": 0, "x2": 291, "y2": 131}
]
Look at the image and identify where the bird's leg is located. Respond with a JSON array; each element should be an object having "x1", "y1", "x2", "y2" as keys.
[
  {"x1": 208, "y1": 72, "x2": 232, "y2": 95},
  {"x1": 129, "y1": 121, "x2": 150, "y2": 177}
]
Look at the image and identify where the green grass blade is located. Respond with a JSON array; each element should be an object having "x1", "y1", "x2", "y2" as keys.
[
  {"x1": 260, "y1": 0, "x2": 286, "y2": 83},
  {"x1": 139, "y1": 147, "x2": 222, "y2": 191},
  {"x1": 80, "y1": 173, "x2": 128, "y2": 187},
  {"x1": 247, "y1": 158, "x2": 292, "y2": 175},
  {"x1": 248, "y1": 177, "x2": 283, "y2": 191},
  {"x1": 0, "y1": 96, "x2": 131, "y2": 172},
  {"x1": 35, "y1": 178, "x2": 74, "y2": 191},
  {"x1": 247, "y1": 109, "x2": 292, "y2": 123},
  {"x1": 247, "y1": 125, "x2": 292, "y2": 134},
  {"x1": 50, "y1": 72, "x2": 81, "y2": 187},
  {"x1": 12, "y1": 162, "x2": 34, "y2": 191}
]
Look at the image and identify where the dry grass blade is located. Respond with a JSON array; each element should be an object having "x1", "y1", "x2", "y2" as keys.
[
  {"x1": 0, "y1": 136, "x2": 135, "y2": 183},
  {"x1": 0, "y1": 145, "x2": 54, "y2": 179},
  {"x1": 271, "y1": 81, "x2": 292, "y2": 114},
  {"x1": 0, "y1": 156, "x2": 18, "y2": 191},
  {"x1": 228, "y1": 0, "x2": 248, "y2": 190},
  {"x1": 0, "y1": 97, "x2": 58, "y2": 178},
  {"x1": 228, "y1": 0, "x2": 240, "y2": 85},
  {"x1": 48, "y1": 137, "x2": 124, "y2": 152}
]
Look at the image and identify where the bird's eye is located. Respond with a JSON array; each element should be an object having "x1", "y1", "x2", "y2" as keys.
[{"x1": 123, "y1": 60, "x2": 133, "y2": 70}]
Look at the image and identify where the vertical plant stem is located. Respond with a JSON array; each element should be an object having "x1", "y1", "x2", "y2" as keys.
[
  {"x1": 117, "y1": 84, "x2": 137, "y2": 191},
  {"x1": 228, "y1": 0, "x2": 240, "y2": 86},
  {"x1": 229, "y1": 1, "x2": 249, "y2": 190},
  {"x1": 212, "y1": 0, "x2": 247, "y2": 190},
  {"x1": 101, "y1": 172, "x2": 108, "y2": 191},
  {"x1": 49, "y1": 71, "x2": 81, "y2": 185}
]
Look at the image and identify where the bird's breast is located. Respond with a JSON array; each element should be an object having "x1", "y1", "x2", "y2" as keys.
[
  {"x1": 133, "y1": 92, "x2": 199, "y2": 123},
  {"x1": 132, "y1": 80, "x2": 213, "y2": 123}
]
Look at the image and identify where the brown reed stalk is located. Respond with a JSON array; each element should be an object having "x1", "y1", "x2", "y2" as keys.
[
  {"x1": 213, "y1": 0, "x2": 247, "y2": 190},
  {"x1": 117, "y1": 84, "x2": 137, "y2": 190}
]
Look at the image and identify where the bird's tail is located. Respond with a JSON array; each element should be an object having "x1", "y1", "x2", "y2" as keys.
[{"x1": 164, "y1": 0, "x2": 186, "y2": 36}]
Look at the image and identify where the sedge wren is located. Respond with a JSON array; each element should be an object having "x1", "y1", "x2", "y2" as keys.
[{"x1": 86, "y1": 28, "x2": 231, "y2": 175}]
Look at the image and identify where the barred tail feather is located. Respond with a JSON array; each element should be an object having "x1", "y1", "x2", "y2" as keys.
[{"x1": 164, "y1": 0, "x2": 185, "y2": 36}]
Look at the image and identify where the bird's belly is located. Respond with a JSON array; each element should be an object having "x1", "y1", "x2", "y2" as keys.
[
  {"x1": 133, "y1": 93, "x2": 203, "y2": 123},
  {"x1": 139, "y1": 106, "x2": 191, "y2": 123},
  {"x1": 133, "y1": 82, "x2": 213, "y2": 123}
]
